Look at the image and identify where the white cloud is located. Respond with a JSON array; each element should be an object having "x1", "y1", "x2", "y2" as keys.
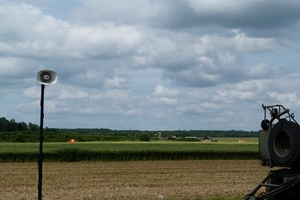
[
  {"x1": 72, "y1": 0, "x2": 162, "y2": 25},
  {"x1": 57, "y1": 87, "x2": 88, "y2": 100},
  {"x1": 104, "y1": 76, "x2": 129, "y2": 89},
  {"x1": 200, "y1": 31, "x2": 280, "y2": 53},
  {"x1": 22, "y1": 86, "x2": 40, "y2": 98},
  {"x1": 248, "y1": 63, "x2": 272, "y2": 79},
  {"x1": 1, "y1": 0, "x2": 300, "y2": 130},
  {"x1": 152, "y1": 85, "x2": 181, "y2": 97},
  {"x1": 67, "y1": 25, "x2": 143, "y2": 59}
]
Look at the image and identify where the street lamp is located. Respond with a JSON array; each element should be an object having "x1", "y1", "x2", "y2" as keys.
[{"x1": 36, "y1": 70, "x2": 58, "y2": 200}]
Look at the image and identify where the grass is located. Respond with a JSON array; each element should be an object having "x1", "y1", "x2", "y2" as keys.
[
  {"x1": 0, "y1": 160, "x2": 270, "y2": 200},
  {"x1": 0, "y1": 138, "x2": 258, "y2": 162},
  {"x1": 0, "y1": 138, "x2": 258, "y2": 152}
]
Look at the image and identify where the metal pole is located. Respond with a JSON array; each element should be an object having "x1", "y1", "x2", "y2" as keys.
[{"x1": 38, "y1": 84, "x2": 45, "y2": 200}]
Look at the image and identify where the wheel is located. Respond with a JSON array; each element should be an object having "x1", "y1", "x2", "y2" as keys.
[
  {"x1": 268, "y1": 120, "x2": 300, "y2": 168},
  {"x1": 261, "y1": 119, "x2": 270, "y2": 130}
]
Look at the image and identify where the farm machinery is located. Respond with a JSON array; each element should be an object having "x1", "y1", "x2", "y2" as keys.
[{"x1": 244, "y1": 104, "x2": 300, "y2": 200}]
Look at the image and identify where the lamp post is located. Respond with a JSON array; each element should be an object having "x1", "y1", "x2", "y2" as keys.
[{"x1": 36, "y1": 70, "x2": 58, "y2": 200}]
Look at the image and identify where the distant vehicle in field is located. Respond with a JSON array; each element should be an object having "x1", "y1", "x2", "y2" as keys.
[
  {"x1": 202, "y1": 136, "x2": 211, "y2": 140},
  {"x1": 167, "y1": 135, "x2": 177, "y2": 140},
  {"x1": 202, "y1": 136, "x2": 217, "y2": 142}
]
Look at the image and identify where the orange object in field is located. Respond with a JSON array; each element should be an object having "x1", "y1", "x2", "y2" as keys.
[{"x1": 68, "y1": 139, "x2": 77, "y2": 143}]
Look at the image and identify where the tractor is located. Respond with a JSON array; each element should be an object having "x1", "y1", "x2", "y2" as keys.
[{"x1": 244, "y1": 104, "x2": 300, "y2": 200}]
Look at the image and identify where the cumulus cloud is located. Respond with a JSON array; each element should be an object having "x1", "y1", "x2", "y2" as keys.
[
  {"x1": 153, "y1": 0, "x2": 300, "y2": 34},
  {"x1": 71, "y1": 0, "x2": 162, "y2": 25},
  {"x1": 1, "y1": 0, "x2": 300, "y2": 130}
]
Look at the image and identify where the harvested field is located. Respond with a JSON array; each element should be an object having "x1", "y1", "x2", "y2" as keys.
[{"x1": 0, "y1": 160, "x2": 273, "y2": 200}]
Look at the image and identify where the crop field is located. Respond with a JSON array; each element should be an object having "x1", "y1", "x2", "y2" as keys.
[
  {"x1": 0, "y1": 160, "x2": 273, "y2": 200},
  {"x1": 0, "y1": 138, "x2": 258, "y2": 162},
  {"x1": 0, "y1": 138, "x2": 265, "y2": 199}
]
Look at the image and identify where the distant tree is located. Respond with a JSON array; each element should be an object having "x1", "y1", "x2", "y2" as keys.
[
  {"x1": 28, "y1": 122, "x2": 39, "y2": 131},
  {"x1": 0, "y1": 117, "x2": 9, "y2": 131}
]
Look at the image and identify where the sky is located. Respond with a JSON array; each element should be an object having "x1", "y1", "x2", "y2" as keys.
[{"x1": 1, "y1": 0, "x2": 300, "y2": 131}]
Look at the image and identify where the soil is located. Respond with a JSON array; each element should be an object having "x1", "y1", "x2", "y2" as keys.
[{"x1": 0, "y1": 160, "x2": 272, "y2": 200}]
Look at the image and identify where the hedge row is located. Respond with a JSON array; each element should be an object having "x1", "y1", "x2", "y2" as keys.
[{"x1": 0, "y1": 148, "x2": 257, "y2": 162}]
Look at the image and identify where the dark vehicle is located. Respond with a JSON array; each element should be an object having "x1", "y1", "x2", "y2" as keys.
[
  {"x1": 167, "y1": 135, "x2": 177, "y2": 140},
  {"x1": 244, "y1": 104, "x2": 300, "y2": 200}
]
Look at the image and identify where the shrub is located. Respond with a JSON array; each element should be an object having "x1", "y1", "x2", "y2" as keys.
[{"x1": 139, "y1": 133, "x2": 150, "y2": 141}]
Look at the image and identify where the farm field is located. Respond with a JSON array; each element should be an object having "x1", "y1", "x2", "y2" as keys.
[
  {"x1": 0, "y1": 160, "x2": 272, "y2": 200},
  {"x1": 0, "y1": 137, "x2": 258, "y2": 152},
  {"x1": 0, "y1": 138, "x2": 258, "y2": 162}
]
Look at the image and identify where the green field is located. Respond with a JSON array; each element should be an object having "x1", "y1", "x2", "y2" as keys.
[{"x1": 0, "y1": 138, "x2": 258, "y2": 162}]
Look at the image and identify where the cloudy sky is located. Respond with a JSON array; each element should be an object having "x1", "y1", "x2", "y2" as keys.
[{"x1": 1, "y1": 0, "x2": 300, "y2": 131}]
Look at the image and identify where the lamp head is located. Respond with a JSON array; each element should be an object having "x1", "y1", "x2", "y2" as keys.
[{"x1": 37, "y1": 70, "x2": 58, "y2": 85}]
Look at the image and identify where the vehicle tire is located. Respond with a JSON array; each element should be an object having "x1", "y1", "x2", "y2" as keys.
[
  {"x1": 261, "y1": 119, "x2": 270, "y2": 130},
  {"x1": 268, "y1": 120, "x2": 300, "y2": 168}
]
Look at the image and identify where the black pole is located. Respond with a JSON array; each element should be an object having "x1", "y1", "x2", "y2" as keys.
[{"x1": 38, "y1": 84, "x2": 45, "y2": 200}]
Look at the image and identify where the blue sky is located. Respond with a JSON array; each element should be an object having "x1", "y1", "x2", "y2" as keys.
[{"x1": 1, "y1": 0, "x2": 300, "y2": 131}]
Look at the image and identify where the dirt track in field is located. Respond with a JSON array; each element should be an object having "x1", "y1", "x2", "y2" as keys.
[{"x1": 0, "y1": 160, "x2": 272, "y2": 200}]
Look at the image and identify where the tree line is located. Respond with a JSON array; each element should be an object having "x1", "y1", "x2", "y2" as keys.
[
  {"x1": 0, "y1": 117, "x2": 258, "y2": 142},
  {"x1": 0, "y1": 117, "x2": 39, "y2": 132}
]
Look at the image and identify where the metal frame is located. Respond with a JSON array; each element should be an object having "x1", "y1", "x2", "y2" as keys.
[
  {"x1": 262, "y1": 104, "x2": 298, "y2": 127},
  {"x1": 243, "y1": 169, "x2": 300, "y2": 200}
]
